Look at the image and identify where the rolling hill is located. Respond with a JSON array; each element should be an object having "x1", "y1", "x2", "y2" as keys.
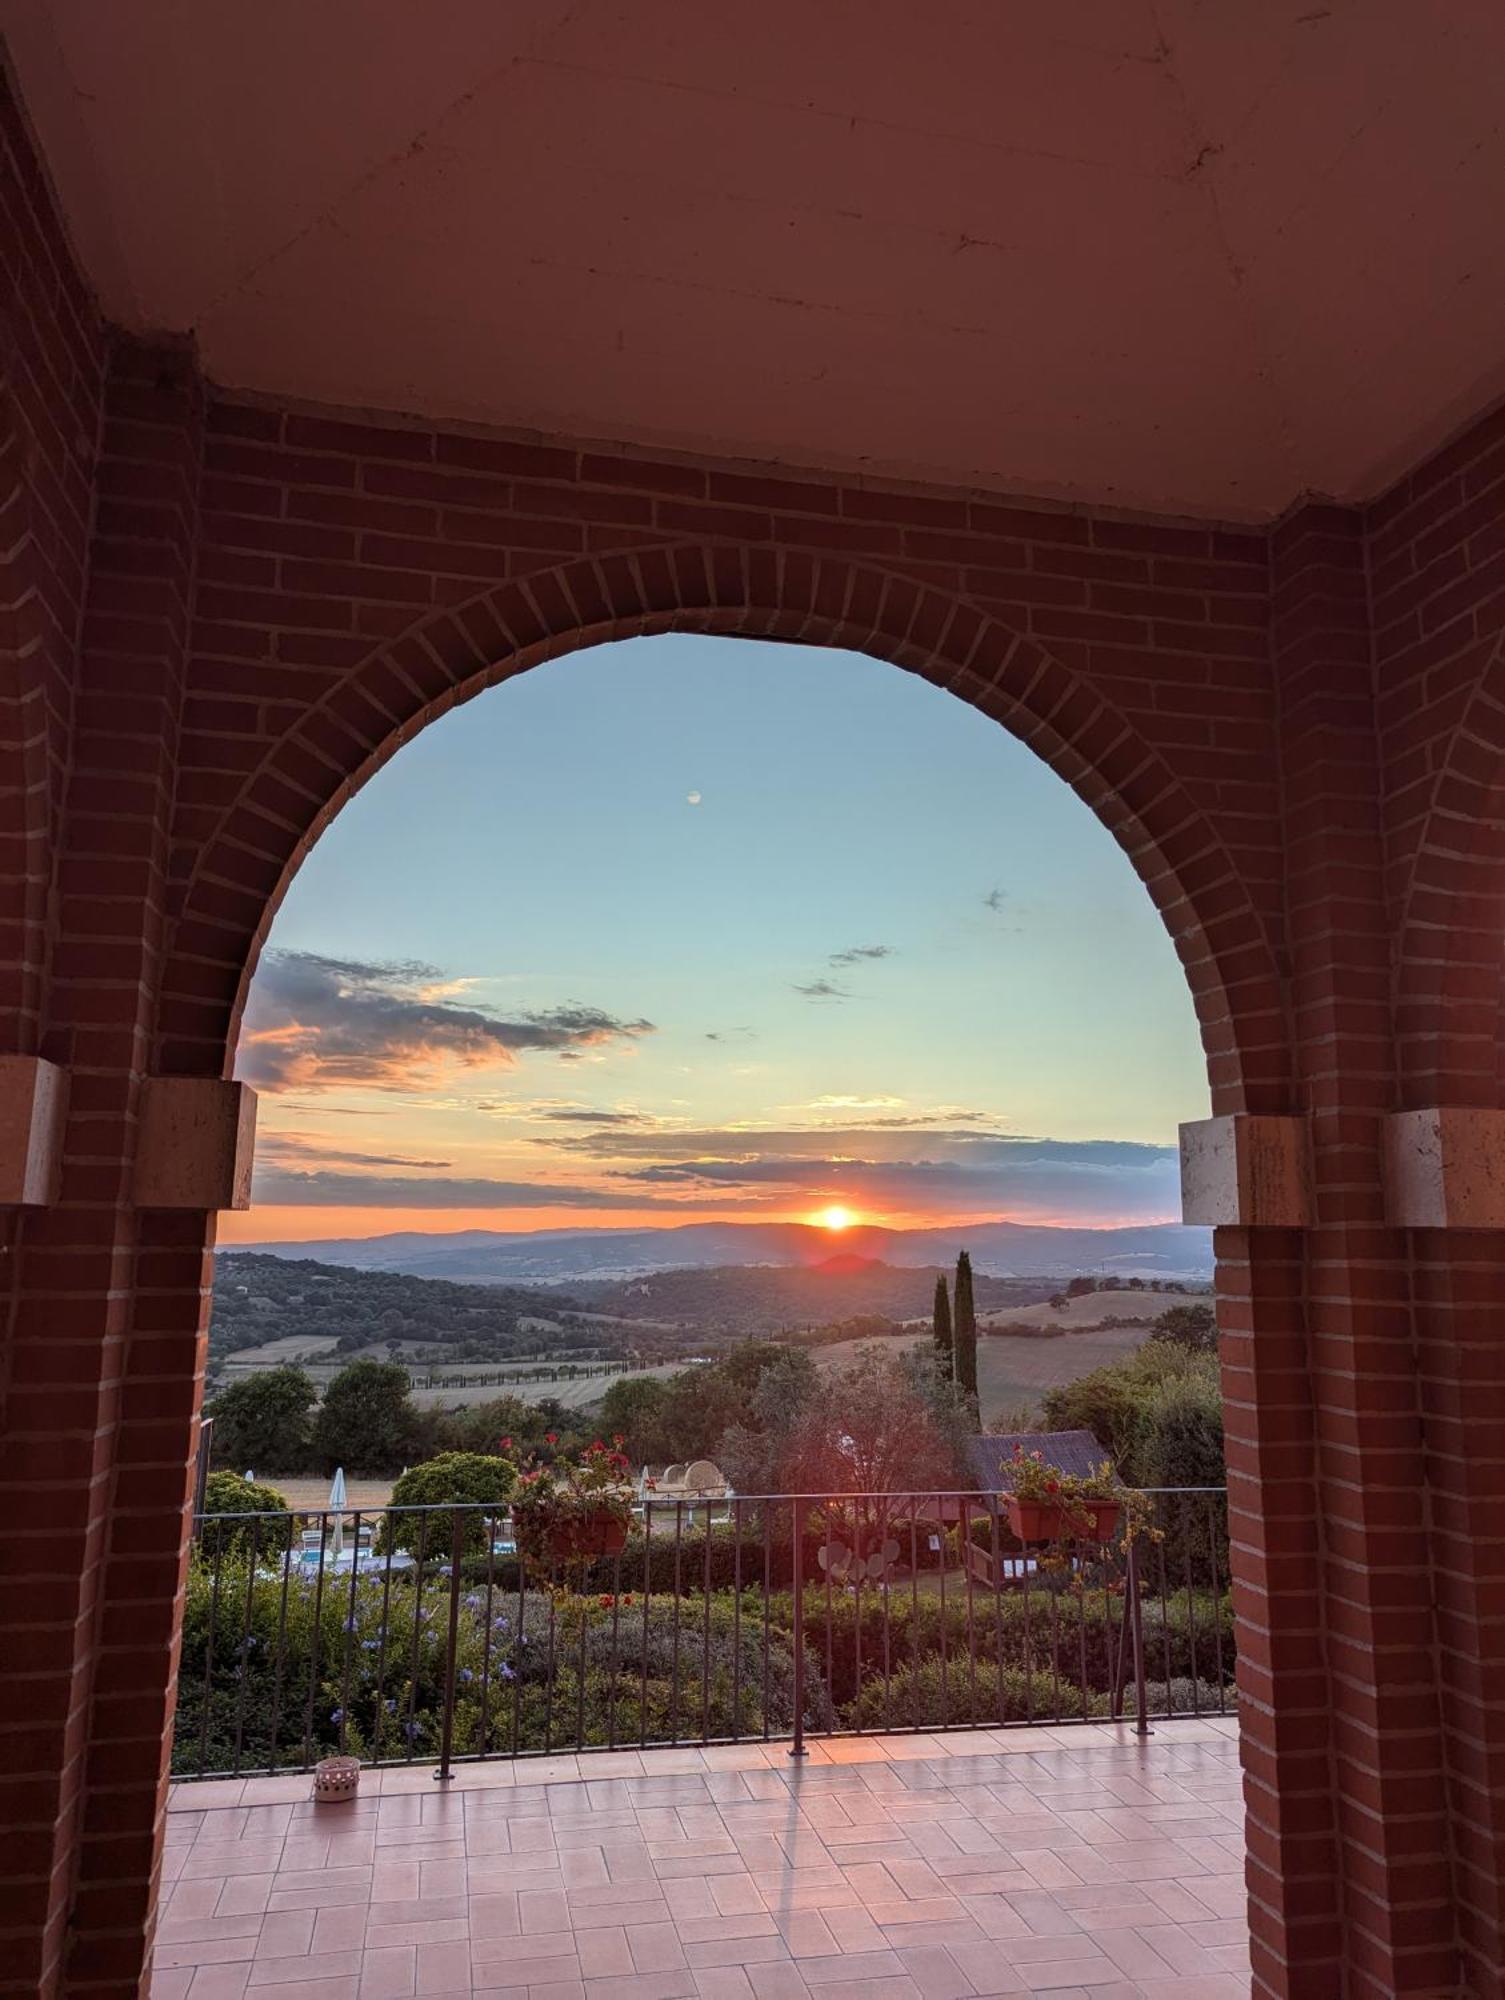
[{"x1": 236, "y1": 1217, "x2": 1213, "y2": 1285}]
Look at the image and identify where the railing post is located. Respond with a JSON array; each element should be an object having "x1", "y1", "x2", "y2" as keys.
[
  {"x1": 435, "y1": 1508, "x2": 465, "y2": 1782},
  {"x1": 1127, "y1": 1532, "x2": 1151, "y2": 1739},
  {"x1": 788, "y1": 1497, "x2": 807, "y2": 1758}
]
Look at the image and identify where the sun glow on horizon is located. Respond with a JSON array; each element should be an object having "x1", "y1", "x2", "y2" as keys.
[{"x1": 813, "y1": 1204, "x2": 857, "y2": 1233}]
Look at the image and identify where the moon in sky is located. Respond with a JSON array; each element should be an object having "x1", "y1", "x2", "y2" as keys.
[{"x1": 686, "y1": 791, "x2": 702, "y2": 805}]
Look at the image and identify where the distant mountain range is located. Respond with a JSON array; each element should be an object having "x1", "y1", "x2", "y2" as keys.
[{"x1": 238, "y1": 1218, "x2": 1213, "y2": 1285}]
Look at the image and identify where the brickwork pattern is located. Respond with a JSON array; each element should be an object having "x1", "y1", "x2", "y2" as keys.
[{"x1": 163, "y1": 445, "x2": 1289, "y2": 1120}]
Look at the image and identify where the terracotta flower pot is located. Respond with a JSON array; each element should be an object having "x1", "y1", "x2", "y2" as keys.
[
  {"x1": 1006, "y1": 1495, "x2": 1121, "y2": 1544},
  {"x1": 312, "y1": 1755, "x2": 361, "y2": 1803},
  {"x1": 547, "y1": 1514, "x2": 630, "y2": 1563}
]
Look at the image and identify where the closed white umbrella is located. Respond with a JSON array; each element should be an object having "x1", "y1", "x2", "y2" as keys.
[{"x1": 328, "y1": 1467, "x2": 346, "y2": 1560}]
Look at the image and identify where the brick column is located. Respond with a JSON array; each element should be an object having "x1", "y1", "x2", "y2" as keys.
[
  {"x1": 1266, "y1": 505, "x2": 1454, "y2": 1997},
  {"x1": 1386, "y1": 1109, "x2": 1505, "y2": 1997},
  {"x1": 0, "y1": 336, "x2": 209, "y2": 2000}
]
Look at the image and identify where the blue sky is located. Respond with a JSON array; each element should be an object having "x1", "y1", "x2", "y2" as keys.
[{"x1": 227, "y1": 634, "x2": 1208, "y2": 1241}]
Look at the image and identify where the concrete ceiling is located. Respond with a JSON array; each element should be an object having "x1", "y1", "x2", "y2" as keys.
[{"x1": 6, "y1": 1, "x2": 1505, "y2": 521}]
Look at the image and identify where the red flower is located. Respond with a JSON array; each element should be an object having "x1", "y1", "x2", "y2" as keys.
[
  {"x1": 1045, "y1": 1478, "x2": 1061, "y2": 1495},
  {"x1": 598, "y1": 1594, "x2": 613, "y2": 1609},
  {"x1": 545, "y1": 1432, "x2": 558, "y2": 1446},
  {"x1": 499, "y1": 1437, "x2": 512, "y2": 1451},
  {"x1": 613, "y1": 1433, "x2": 626, "y2": 1448}
]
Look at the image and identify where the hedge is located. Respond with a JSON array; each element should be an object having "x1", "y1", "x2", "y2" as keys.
[
  {"x1": 845, "y1": 1658, "x2": 1115, "y2": 1730},
  {"x1": 756, "y1": 1585, "x2": 1233, "y2": 1710},
  {"x1": 172, "y1": 1559, "x2": 832, "y2": 1777}
]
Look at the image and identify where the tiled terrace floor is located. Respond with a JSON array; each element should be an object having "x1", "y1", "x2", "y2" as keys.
[{"x1": 155, "y1": 1720, "x2": 1247, "y2": 2000}]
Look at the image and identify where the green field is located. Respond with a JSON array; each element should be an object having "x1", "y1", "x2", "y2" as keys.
[{"x1": 816, "y1": 1287, "x2": 1198, "y2": 1426}]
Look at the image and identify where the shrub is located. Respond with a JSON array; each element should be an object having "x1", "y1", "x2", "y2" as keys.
[
  {"x1": 1130, "y1": 1371, "x2": 1225, "y2": 1490},
  {"x1": 1041, "y1": 1339, "x2": 1220, "y2": 1480},
  {"x1": 378, "y1": 1453, "x2": 517, "y2": 1558},
  {"x1": 198, "y1": 1471, "x2": 295, "y2": 1563},
  {"x1": 757, "y1": 1582, "x2": 1234, "y2": 1712},
  {"x1": 171, "y1": 1565, "x2": 831, "y2": 1776},
  {"x1": 456, "y1": 1512, "x2": 832, "y2": 1596},
  {"x1": 845, "y1": 1657, "x2": 1114, "y2": 1730}
]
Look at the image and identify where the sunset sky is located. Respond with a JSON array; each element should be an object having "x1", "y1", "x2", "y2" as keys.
[{"x1": 223, "y1": 634, "x2": 1209, "y2": 1245}]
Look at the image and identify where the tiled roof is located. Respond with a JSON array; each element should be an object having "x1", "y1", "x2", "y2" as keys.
[{"x1": 969, "y1": 1430, "x2": 1114, "y2": 1489}]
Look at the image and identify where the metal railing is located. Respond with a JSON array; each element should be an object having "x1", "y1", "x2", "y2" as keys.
[{"x1": 173, "y1": 1486, "x2": 1231, "y2": 1781}]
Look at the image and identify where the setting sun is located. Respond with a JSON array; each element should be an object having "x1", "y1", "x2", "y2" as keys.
[{"x1": 814, "y1": 1204, "x2": 856, "y2": 1232}]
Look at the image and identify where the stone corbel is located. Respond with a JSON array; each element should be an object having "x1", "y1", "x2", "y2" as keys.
[
  {"x1": 0, "y1": 1055, "x2": 69, "y2": 1205},
  {"x1": 1179, "y1": 1114, "x2": 1313, "y2": 1228},
  {"x1": 1383, "y1": 1108, "x2": 1505, "y2": 1229},
  {"x1": 134, "y1": 1079, "x2": 258, "y2": 1210}
]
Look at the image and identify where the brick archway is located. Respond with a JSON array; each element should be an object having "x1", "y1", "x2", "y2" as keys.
[{"x1": 161, "y1": 544, "x2": 1289, "y2": 1115}]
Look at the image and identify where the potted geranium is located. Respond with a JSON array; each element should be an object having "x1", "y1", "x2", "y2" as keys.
[
  {"x1": 1003, "y1": 1446, "x2": 1122, "y2": 1544},
  {"x1": 511, "y1": 1436, "x2": 635, "y2": 1569}
]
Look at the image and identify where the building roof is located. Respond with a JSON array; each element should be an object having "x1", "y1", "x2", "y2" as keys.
[{"x1": 970, "y1": 1431, "x2": 1113, "y2": 1490}]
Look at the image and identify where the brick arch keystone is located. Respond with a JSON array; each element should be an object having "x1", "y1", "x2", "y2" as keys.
[
  {"x1": 1392, "y1": 631, "x2": 1505, "y2": 1108},
  {"x1": 162, "y1": 545, "x2": 1289, "y2": 1110}
]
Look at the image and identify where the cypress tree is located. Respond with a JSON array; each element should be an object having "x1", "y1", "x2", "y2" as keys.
[
  {"x1": 953, "y1": 1250, "x2": 978, "y2": 1400},
  {"x1": 932, "y1": 1273, "x2": 953, "y2": 1374}
]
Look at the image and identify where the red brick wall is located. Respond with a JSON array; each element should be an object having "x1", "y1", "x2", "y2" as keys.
[
  {"x1": 1366, "y1": 412, "x2": 1505, "y2": 2000},
  {"x1": 163, "y1": 403, "x2": 1290, "y2": 1122},
  {"x1": 1369, "y1": 406, "x2": 1505, "y2": 1110},
  {"x1": 0, "y1": 67, "x2": 104, "y2": 1050},
  {"x1": 1, "y1": 337, "x2": 208, "y2": 2000}
]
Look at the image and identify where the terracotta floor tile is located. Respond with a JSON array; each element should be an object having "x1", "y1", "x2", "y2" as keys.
[
  {"x1": 186, "y1": 1968, "x2": 253, "y2": 2000},
  {"x1": 248, "y1": 1951, "x2": 364, "y2": 1985},
  {"x1": 677, "y1": 1916, "x2": 779, "y2": 1946},
  {"x1": 683, "y1": 1938, "x2": 793, "y2": 1970},
  {"x1": 417, "y1": 1943, "x2": 474, "y2": 1994},
  {"x1": 801, "y1": 1954, "x2": 903, "y2": 1985},
  {"x1": 155, "y1": 1728, "x2": 1248, "y2": 1998},
  {"x1": 581, "y1": 1976, "x2": 696, "y2": 2000},
  {"x1": 315, "y1": 1908, "x2": 375, "y2": 1953},
  {"x1": 358, "y1": 1945, "x2": 419, "y2": 1999},
  {"x1": 367, "y1": 1921, "x2": 470, "y2": 1951}
]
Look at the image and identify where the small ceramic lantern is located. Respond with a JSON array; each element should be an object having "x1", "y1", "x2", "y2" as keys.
[{"x1": 312, "y1": 1754, "x2": 361, "y2": 1803}]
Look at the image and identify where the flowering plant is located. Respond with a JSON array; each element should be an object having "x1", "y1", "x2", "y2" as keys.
[
  {"x1": 1003, "y1": 1445, "x2": 1157, "y2": 1550},
  {"x1": 1007, "y1": 1446, "x2": 1115, "y2": 1505},
  {"x1": 510, "y1": 1438, "x2": 634, "y2": 1563}
]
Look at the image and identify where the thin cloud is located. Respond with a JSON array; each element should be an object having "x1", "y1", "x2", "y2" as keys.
[
  {"x1": 792, "y1": 979, "x2": 850, "y2": 1001},
  {"x1": 237, "y1": 951, "x2": 653, "y2": 1093},
  {"x1": 256, "y1": 1132, "x2": 454, "y2": 1170},
  {"x1": 251, "y1": 1169, "x2": 696, "y2": 1211},
  {"x1": 537, "y1": 1108, "x2": 655, "y2": 1125},
  {"x1": 545, "y1": 1123, "x2": 1023, "y2": 1162},
  {"x1": 830, "y1": 944, "x2": 895, "y2": 967},
  {"x1": 609, "y1": 1138, "x2": 1180, "y2": 1222},
  {"x1": 983, "y1": 888, "x2": 1007, "y2": 913}
]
